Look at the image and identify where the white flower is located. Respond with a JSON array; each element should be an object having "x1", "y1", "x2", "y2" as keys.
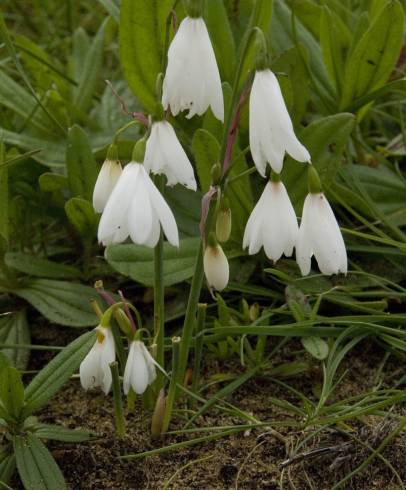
[
  {"x1": 93, "y1": 159, "x2": 122, "y2": 213},
  {"x1": 296, "y1": 193, "x2": 347, "y2": 276},
  {"x1": 144, "y1": 121, "x2": 197, "y2": 190},
  {"x1": 162, "y1": 17, "x2": 224, "y2": 121},
  {"x1": 80, "y1": 326, "x2": 115, "y2": 395},
  {"x1": 249, "y1": 69, "x2": 310, "y2": 176},
  {"x1": 123, "y1": 341, "x2": 157, "y2": 395},
  {"x1": 203, "y1": 243, "x2": 229, "y2": 291},
  {"x1": 98, "y1": 162, "x2": 179, "y2": 247},
  {"x1": 243, "y1": 181, "x2": 298, "y2": 261}
]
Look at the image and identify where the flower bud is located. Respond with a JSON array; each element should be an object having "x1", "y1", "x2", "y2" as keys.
[
  {"x1": 114, "y1": 308, "x2": 133, "y2": 337},
  {"x1": 151, "y1": 389, "x2": 166, "y2": 439},
  {"x1": 203, "y1": 234, "x2": 229, "y2": 291},
  {"x1": 93, "y1": 144, "x2": 122, "y2": 213},
  {"x1": 249, "y1": 303, "x2": 260, "y2": 322},
  {"x1": 215, "y1": 198, "x2": 232, "y2": 243},
  {"x1": 211, "y1": 162, "x2": 222, "y2": 185}
]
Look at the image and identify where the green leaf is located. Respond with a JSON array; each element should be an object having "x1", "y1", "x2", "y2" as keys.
[
  {"x1": 105, "y1": 237, "x2": 200, "y2": 287},
  {"x1": 285, "y1": 285, "x2": 311, "y2": 322},
  {"x1": 5, "y1": 253, "x2": 81, "y2": 279},
  {"x1": 0, "y1": 452, "x2": 16, "y2": 487},
  {"x1": 24, "y1": 331, "x2": 95, "y2": 415},
  {"x1": 0, "y1": 128, "x2": 65, "y2": 167},
  {"x1": 34, "y1": 424, "x2": 97, "y2": 443},
  {"x1": 66, "y1": 125, "x2": 97, "y2": 200},
  {"x1": 0, "y1": 141, "x2": 8, "y2": 248},
  {"x1": 119, "y1": 0, "x2": 174, "y2": 112},
  {"x1": 302, "y1": 336, "x2": 329, "y2": 360},
  {"x1": 340, "y1": 0, "x2": 404, "y2": 110},
  {"x1": 319, "y1": 6, "x2": 351, "y2": 95},
  {"x1": 14, "y1": 434, "x2": 66, "y2": 490},
  {"x1": 283, "y1": 113, "x2": 355, "y2": 211},
  {"x1": 3, "y1": 149, "x2": 43, "y2": 169},
  {"x1": 65, "y1": 197, "x2": 98, "y2": 237},
  {"x1": 12, "y1": 279, "x2": 99, "y2": 327},
  {"x1": 0, "y1": 70, "x2": 50, "y2": 134},
  {"x1": 74, "y1": 20, "x2": 106, "y2": 114},
  {"x1": 205, "y1": 0, "x2": 236, "y2": 83},
  {"x1": 0, "y1": 311, "x2": 30, "y2": 370},
  {"x1": 192, "y1": 129, "x2": 220, "y2": 193},
  {"x1": 39, "y1": 173, "x2": 68, "y2": 192},
  {"x1": 0, "y1": 366, "x2": 24, "y2": 420},
  {"x1": 97, "y1": 0, "x2": 120, "y2": 22}
]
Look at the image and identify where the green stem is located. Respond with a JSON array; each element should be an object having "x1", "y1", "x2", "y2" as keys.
[
  {"x1": 161, "y1": 336, "x2": 181, "y2": 433},
  {"x1": 109, "y1": 362, "x2": 125, "y2": 438},
  {"x1": 191, "y1": 303, "x2": 207, "y2": 399},
  {"x1": 154, "y1": 175, "x2": 165, "y2": 389}
]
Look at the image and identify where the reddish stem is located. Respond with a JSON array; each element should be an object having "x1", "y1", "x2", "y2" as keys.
[
  {"x1": 105, "y1": 80, "x2": 148, "y2": 126},
  {"x1": 118, "y1": 290, "x2": 137, "y2": 332}
]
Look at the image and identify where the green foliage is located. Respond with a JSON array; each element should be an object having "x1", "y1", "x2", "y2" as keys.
[{"x1": 0, "y1": 332, "x2": 95, "y2": 487}]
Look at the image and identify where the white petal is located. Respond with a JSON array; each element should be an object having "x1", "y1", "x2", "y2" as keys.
[
  {"x1": 129, "y1": 342, "x2": 150, "y2": 395},
  {"x1": 93, "y1": 160, "x2": 122, "y2": 213},
  {"x1": 296, "y1": 194, "x2": 313, "y2": 276},
  {"x1": 162, "y1": 17, "x2": 223, "y2": 121},
  {"x1": 128, "y1": 176, "x2": 154, "y2": 245},
  {"x1": 204, "y1": 244, "x2": 229, "y2": 291},
  {"x1": 140, "y1": 343, "x2": 157, "y2": 385},
  {"x1": 145, "y1": 122, "x2": 197, "y2": 190},
  {"x1": 141, "y1": 167, "x2": 179, "y2": 247},
  {"x1": 80, "y1": 343, "x2": 101, "y2": 391},
  {"x1": 98, "y1": 163, "x2": 139, "y2": 245}
]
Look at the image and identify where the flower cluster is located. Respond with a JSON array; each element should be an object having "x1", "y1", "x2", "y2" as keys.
[
  {"x1": 93, "y1": 6, "x2": 347, "y2": 295},
  {"x1": 80, "y1": 324, "x2": 158, "y2": 396}
]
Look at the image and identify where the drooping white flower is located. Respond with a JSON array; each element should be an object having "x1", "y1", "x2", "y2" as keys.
[
  {"x1": 243, "y1": 180, "x2": 298, "y2": 262},
  {"x1": 162, "y1": 17, "x2": 224, "y2": 121},
  {"x1": 249, "y1": 69, "x2": 310, "y2": 176},
  {"x1": 93, "y1": 158, "x2": 122, "y2": 213},
  {"x1": 80, "y1": 326, "x2": 115, "y2": 395},
  {"x1": 296, "y1": 193, "x2": 347, "y2": 276},
  {"x1": 123, "y1": 341, "x2": 157, "y2": 395},
  {"x1": 144, "y1": 120, "x2": 197, "y2": 190},
  {"x1": 98, "y1": 162, "x2": 179, "y2": 247},
  {"x1": 203, "y1": 242, "x2": 229, "y2": 291}
]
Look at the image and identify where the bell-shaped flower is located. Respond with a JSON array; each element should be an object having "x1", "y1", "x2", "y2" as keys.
[
  {"x1": 296, "y1": 192, "x2": 347, "y2": 276},
  {"x1": 98, "y1": 162, "x2": 179, "y2": 247},
  {"x1": 93, "y1": 145, "x2": 122, "y2": 213},
  {"x1": 243, "y1": 180, "x2": 298, "y2": 262},
  {"x1": 144, "y1": 120, "x2": 197, "y2": 190},
  {"x1": 162, "y1": 16, "x2": 224, "y2": 121},
  {"x1": 203, "y1": 236, "x2": 229, "y2": 291},
  {"x1": 80, "y1": 326, "x2": 115, "y2": 395},
  {"x1": 123, "y1": 341, "x2": 157, "y2": 395},
  {"x1": 249, "y1": 69, "x2": 310, "y2": 176}
]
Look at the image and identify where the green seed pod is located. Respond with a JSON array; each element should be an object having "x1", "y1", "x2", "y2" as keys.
[
  {"x1": 216, "y1": 206, "x2": 232, "y2": 243},
  {"x1": 114, "y1": 308, "x2": 133, "y2": 337}
]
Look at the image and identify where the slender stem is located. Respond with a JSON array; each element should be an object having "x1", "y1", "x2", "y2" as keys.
[
  {"x1": 161, "y1": 337, "x2": 181, "y2": 433},
  {"x1": 154, "y1": 175, "x2": 165, "y2": 389},
  {"x1": 191, "y1": 303, "x2": 207, "y2": 399},
  {"x1": 109, "y1": 362, "x2": 125, "y2": 438}
]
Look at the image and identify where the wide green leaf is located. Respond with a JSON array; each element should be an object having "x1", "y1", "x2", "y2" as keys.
[
  {"x1": 340, "y1": 0, "x2": 404, "y2": 110},
  {"x1": 24, "y1": 331, "x2": 95, "y2": 415},
  {"x1": 73, "y1": 20, "x2": 106, "y2": 114},
  {"x1": 105, "y1": 237, "x2": 200, "y2": 286},
  {"x1": 39, "y1": 172, "x2": 68, "y2": 192},
  {"x1": 283, "y1": 113, "x2": 355, "y2": 211},
  {"x1": 0, "y1": 311, "x2": 30, "y2": 370},
  {"x1": 5, "y1": 253, "x2": 81, "y2": 279},
  {"x1": 192, "y1": 129, "x2": 220, "y2": 193},
  {"x1": 205, "y1": 0, "x2": 236, "y2": 84},
  {"x1": 0, "y1": 141, "x2": 8, "y2": 249},
  {"x1": 65, "y1": 197, "x2": 98, "y2": 237},
  {"x1": 302, "y1": 336, "x2": 329, "y2": 360},
  {"x1": 119, "y1": 0, "x2": 173, "y2": 112},
  {"x1": 34, "y1": 424, "x2": 97, "y2": 443},
  {"x1": 12, "y1": 279, "x2": 99, "y2": 327},
  {"x1": 0, "y1": 451, "x2": 15, "y2": 487},
  {"x1": 14, "y1": 434, "x2": 66, "y2": 490},
  {"x1": 66, "y1": 125, "x2": 97, "y2": 201},
  {"x1": 0, "y1": 366, "x2": 24, "y2": 420}
]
